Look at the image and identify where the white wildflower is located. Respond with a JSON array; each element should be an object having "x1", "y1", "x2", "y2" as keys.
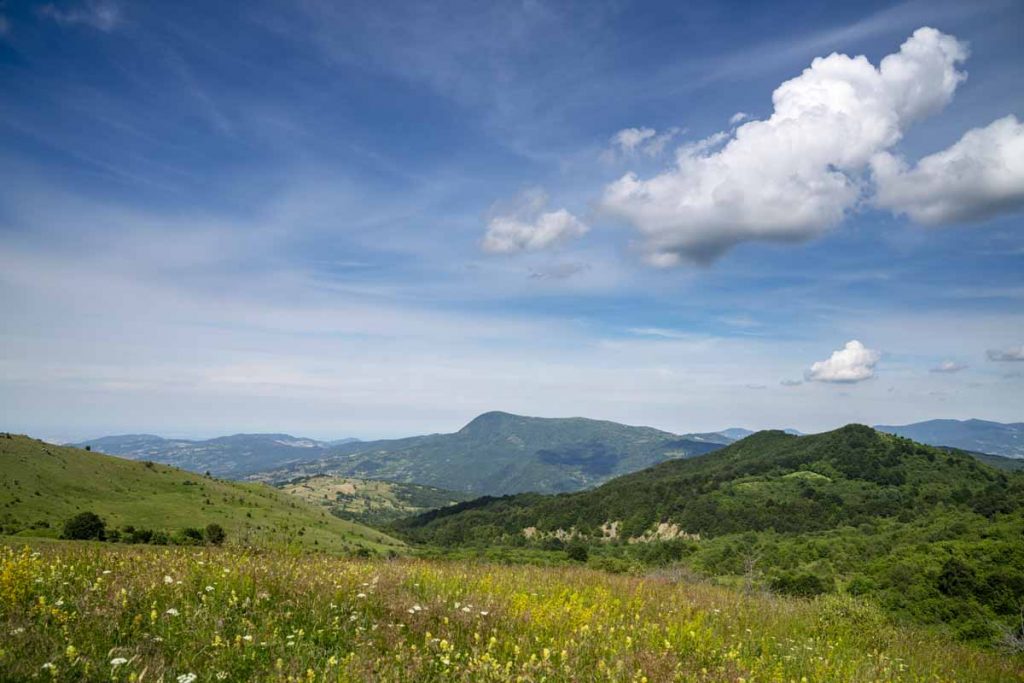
[
  {"x1": 165, "y1": 608, "x2": 180, "y2": 616},
  {"x1": 163, "y1": 575, "x2": 174, "y2": 584},
  {"x1": 110, "y1": 658, "x2": 128, "y2": 667},
  {"x1": 205, "y1": 585, "x2": 214, "y2": 592},
  {"x1": 177, "y1": 674, "x2": 197, "y2": 683}
]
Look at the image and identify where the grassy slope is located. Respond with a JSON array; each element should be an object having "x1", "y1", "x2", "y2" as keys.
[
  {"x1": 0, "y1": 434, "x2": 403, "y2": 554},
  {"x1": 1, "y1": 541, "x2": 1019, "y2": 681},
  {"x1": 278, "y1": 475, "x2": 469, "y2": 525}
]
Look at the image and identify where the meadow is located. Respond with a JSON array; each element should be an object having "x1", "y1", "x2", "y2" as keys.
[{"x1": 2, "y1": 541, "x2": 1021, "y2": 682}]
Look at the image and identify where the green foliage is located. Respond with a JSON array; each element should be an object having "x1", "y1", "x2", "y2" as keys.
[
  {"x1": 204, "y1": 522, "x2": 226, "y2": 545},
  {"x1": 565, "y1": 542, "x2": 588, "y2": 562},
  {"x1": 391, "y1": 425, "x2": 1024, "y2": 643},
  {"x1": 61, "y1": 512, "x2": 105, "y2": 541}
]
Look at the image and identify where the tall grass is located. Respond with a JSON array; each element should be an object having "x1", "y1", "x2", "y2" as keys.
[{"x1": 1, "y1": 542, "x2": 1020, "y2": 681}]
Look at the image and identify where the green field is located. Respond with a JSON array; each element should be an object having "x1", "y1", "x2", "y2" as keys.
[
  {"x1": 0, "y1": 434, "x2": 403, "y2": 555},
  {"x1": 279, "y1": 475, "x2": 468, "y2": 525},
  {"x1": 1, "y1": 540, "x2": 1020, "y2": 682}
]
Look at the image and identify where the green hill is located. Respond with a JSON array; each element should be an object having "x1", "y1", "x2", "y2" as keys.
[
  {"x1": 278, "y1": 475, "x2": 469, "y2": 525},
  {"x1": 393, "y1": 425, "x2": 1024, "y2": 642},
  {"x1": 250, "y1": 411, "x2": 728, "y2": 495},
  {"x1": 0, "y1": 434, "x2": 403, "y2": 555}
]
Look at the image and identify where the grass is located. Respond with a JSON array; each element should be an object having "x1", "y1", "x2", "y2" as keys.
[
  {"x1": 279, "y1": 475, "x2": 468, "y2": 526},
  {"x1": 1, "y1": 540, "x2": 1020, "y2": 682},
  {"x1": 0, "y1": 435, "x2": 403, "y2": 555}
]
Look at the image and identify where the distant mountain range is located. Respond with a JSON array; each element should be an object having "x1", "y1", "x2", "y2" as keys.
[
  {"x1": 874, "y1": 419, "x2": 1024, "y2": 459},
  {"x1": 73, "y1": 415, "x2": 1022, "y2": 495},
  {"x1": 72, "y1": 433, "x2": 359, "y2": 478},
  {"x1": 249, "y1": 412, "x2": 733, "y2": 495}
]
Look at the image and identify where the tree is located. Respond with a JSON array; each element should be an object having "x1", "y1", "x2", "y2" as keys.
[
  {"x1": 62, "y1": 511, "x2": 105, "y2": 540},
  {"x1": 204, "y1": 523, "x2": 227, "y2": 546}
]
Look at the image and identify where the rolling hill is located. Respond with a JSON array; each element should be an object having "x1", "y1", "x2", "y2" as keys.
[
  {"x1": 72, "y1": 433, "x2": 359, "y2": 479},
  {"x1": 250, "y1": 411, "x2": 730, "y2": 495},
  {"x1": 278, "y1": 475, "x2": 469, "y2": 525},
  {"x1": 875, "y1": 418, "x2": 1024, "y2": 459},
  {"x1": 392, "y1": 425, "x2": 1024, "y2": 641},
  {"x1": 0, "y1": 434, "x2": 402, "y2": 555}
]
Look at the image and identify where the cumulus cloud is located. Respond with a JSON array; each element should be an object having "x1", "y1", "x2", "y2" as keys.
[
  {"x1": 930, "y1": 360, "x2": 967, "y2": 373},
  {"x1": 602, "y1": 27, "x2": 969, "y2": 265},
  {"x1": 40, "y1": 1, "x2": 121, "y2": 31},
  {"x1": 612, "y1": 127, "x2": 656, "y2": 153},
  {"x1": 806, "y1": 340, "x2": 880, "y2": 383},
  {"x1": 482, "y1": 190, "x2": 588, "y2": 254},
  {"x1": 872, "y1": 115, "x2": 1024, "y2": 224},
  {"x1": 729, "y1": 112, "x2": 748, "y2": 125},
  {"x1": 987, "y1": 345, "x2": 1024, "y2": 362}
]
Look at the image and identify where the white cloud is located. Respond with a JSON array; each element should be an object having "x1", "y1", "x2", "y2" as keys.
[
  {"x1": 729, "y1": 112, "x2": 748, "y2": 125},
  {"x1": 872, "y1": 115, "x2": 1024, "y2": 225},
  {"x1": 806, "y1": 340, "x2": 880, "y2": 383},
  {"x1": 0, "y1": 15, "x2": 10, "y2": 36},
  {"x1": 601, "y1": 27, "x2": 969, "y2": 265},
  {"x1": 40, "y1": 1, "x2": 120, "y2": 31},
  {"x1": 609, "y1": 127, "x2": 680, "y2": 158},
  {"x1": 612, "y1": 127, "x2": 656, "y2": 153},
  {"x1": 482, "y1": 190, "x2": 588, "y2": 254},
  {"x1": 930, "y1": 360, "x2": 967, "y2": 373},
  {"x1": 780, "y1": 378, "x2": 803, "y2": 387},
  {"x1": 987, "y1": 345, "x2": 1024, "y2": 362}
]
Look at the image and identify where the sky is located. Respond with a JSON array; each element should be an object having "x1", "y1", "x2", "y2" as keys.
[{"x1": 1, "y1": 0, "x2": 1022, "y2": 442}]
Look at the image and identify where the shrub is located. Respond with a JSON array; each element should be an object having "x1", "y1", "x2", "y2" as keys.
[
  {"x1": 62, "y1": 512, "x2": 106, "y2": 541},
  {"x1": 204, "y1": 523, "x2": 226, "y2": 546},
  {"x1": 770, "y1": 570, "x2": 833, "y2": 598},
  {"x1": 566, "y1": 542, "x2": 589, "y2": 562}
]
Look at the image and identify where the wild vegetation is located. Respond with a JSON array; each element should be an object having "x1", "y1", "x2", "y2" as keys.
[
  {"x1": 0, "y1": 434, "x2": 402, "y2": 556},
  {"x1": 279, "y1": 475, "x2": 468, "y2": 526},
  {"x1": 392, "y1": 426, "x2": 1024, "y2": 643},
  {"x1": 1, "y1": 541, "x2": 1021, "y2": 682}
]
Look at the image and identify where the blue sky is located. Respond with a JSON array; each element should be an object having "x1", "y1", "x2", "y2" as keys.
[{"x1": 1, "y1": 0, "x2": 1022, "y2": 441}]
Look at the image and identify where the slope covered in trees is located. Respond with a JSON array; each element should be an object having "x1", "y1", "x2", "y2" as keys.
[{"x1": 393, "y1": 426, "x2": 1024, "y2": 642}]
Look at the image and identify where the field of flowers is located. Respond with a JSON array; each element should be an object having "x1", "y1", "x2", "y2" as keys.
[{"x1": 1, "y1": 541, "x2": 1020, "y2": 682}]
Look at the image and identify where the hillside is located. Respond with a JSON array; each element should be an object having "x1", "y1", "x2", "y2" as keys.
[
  {"x1": 876, "y1": 418, "x2": 1024, "y2": 459},
  {"x1": 393, "y1": 426, "x2": 1024, "y2": 641},
  {"x1": 278, "y1": 475, "x2": 469, "y2": 525},
  {"x1": 250, "y1": 411, "x2": 729, "y2": 495},
  {"x1": 72, "y1": 433, "x2": 358, "y2": 478},
  {"x1": 0, "y1": 434, "x2": 402, "y2": 555}
]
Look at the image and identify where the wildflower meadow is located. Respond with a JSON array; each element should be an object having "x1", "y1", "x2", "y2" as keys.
[{"x1": 1, "y1": 542, "x2": 1020, "y2": 682}]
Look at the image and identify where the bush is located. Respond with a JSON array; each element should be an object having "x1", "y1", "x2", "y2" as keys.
[
  {"x1": 566, "y1": 542, "x2": 589, "y2": 562},
  {"x1": 204, "y1": 523, "x2": 226, "y2": 546},
  {"x1": 62, "y1": 512, "x2": 106, "y2": 541},
  {"x1": 174, "y1": 527, "x2": 205, "y2": 545},
  {"x1": 770, "y1": 570, "x2": 833, "y2": 598}
]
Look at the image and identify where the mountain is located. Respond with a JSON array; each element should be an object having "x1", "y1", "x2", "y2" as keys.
[
  {"x1": 249, "y1": 411, "x2": 731, "y2": 495},
  {"x1": 0, "y1": 434, "x2": 402, "y2": 554},
  {"x1": 875, "y1": 419, "x2": 1024, "y2": 459},
  {"x1": 393, "y1": 425, "x2": 1019, "y2": 543},
  {"x1": 392, "y1": 425, "x2": 1024, "y2": 641},
  {"x1": 73, "y1": 432, "x2": 349, "y2": 478},
  {"x1": 278, "y1": 475, "x2": 469, "y2": 525}
]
